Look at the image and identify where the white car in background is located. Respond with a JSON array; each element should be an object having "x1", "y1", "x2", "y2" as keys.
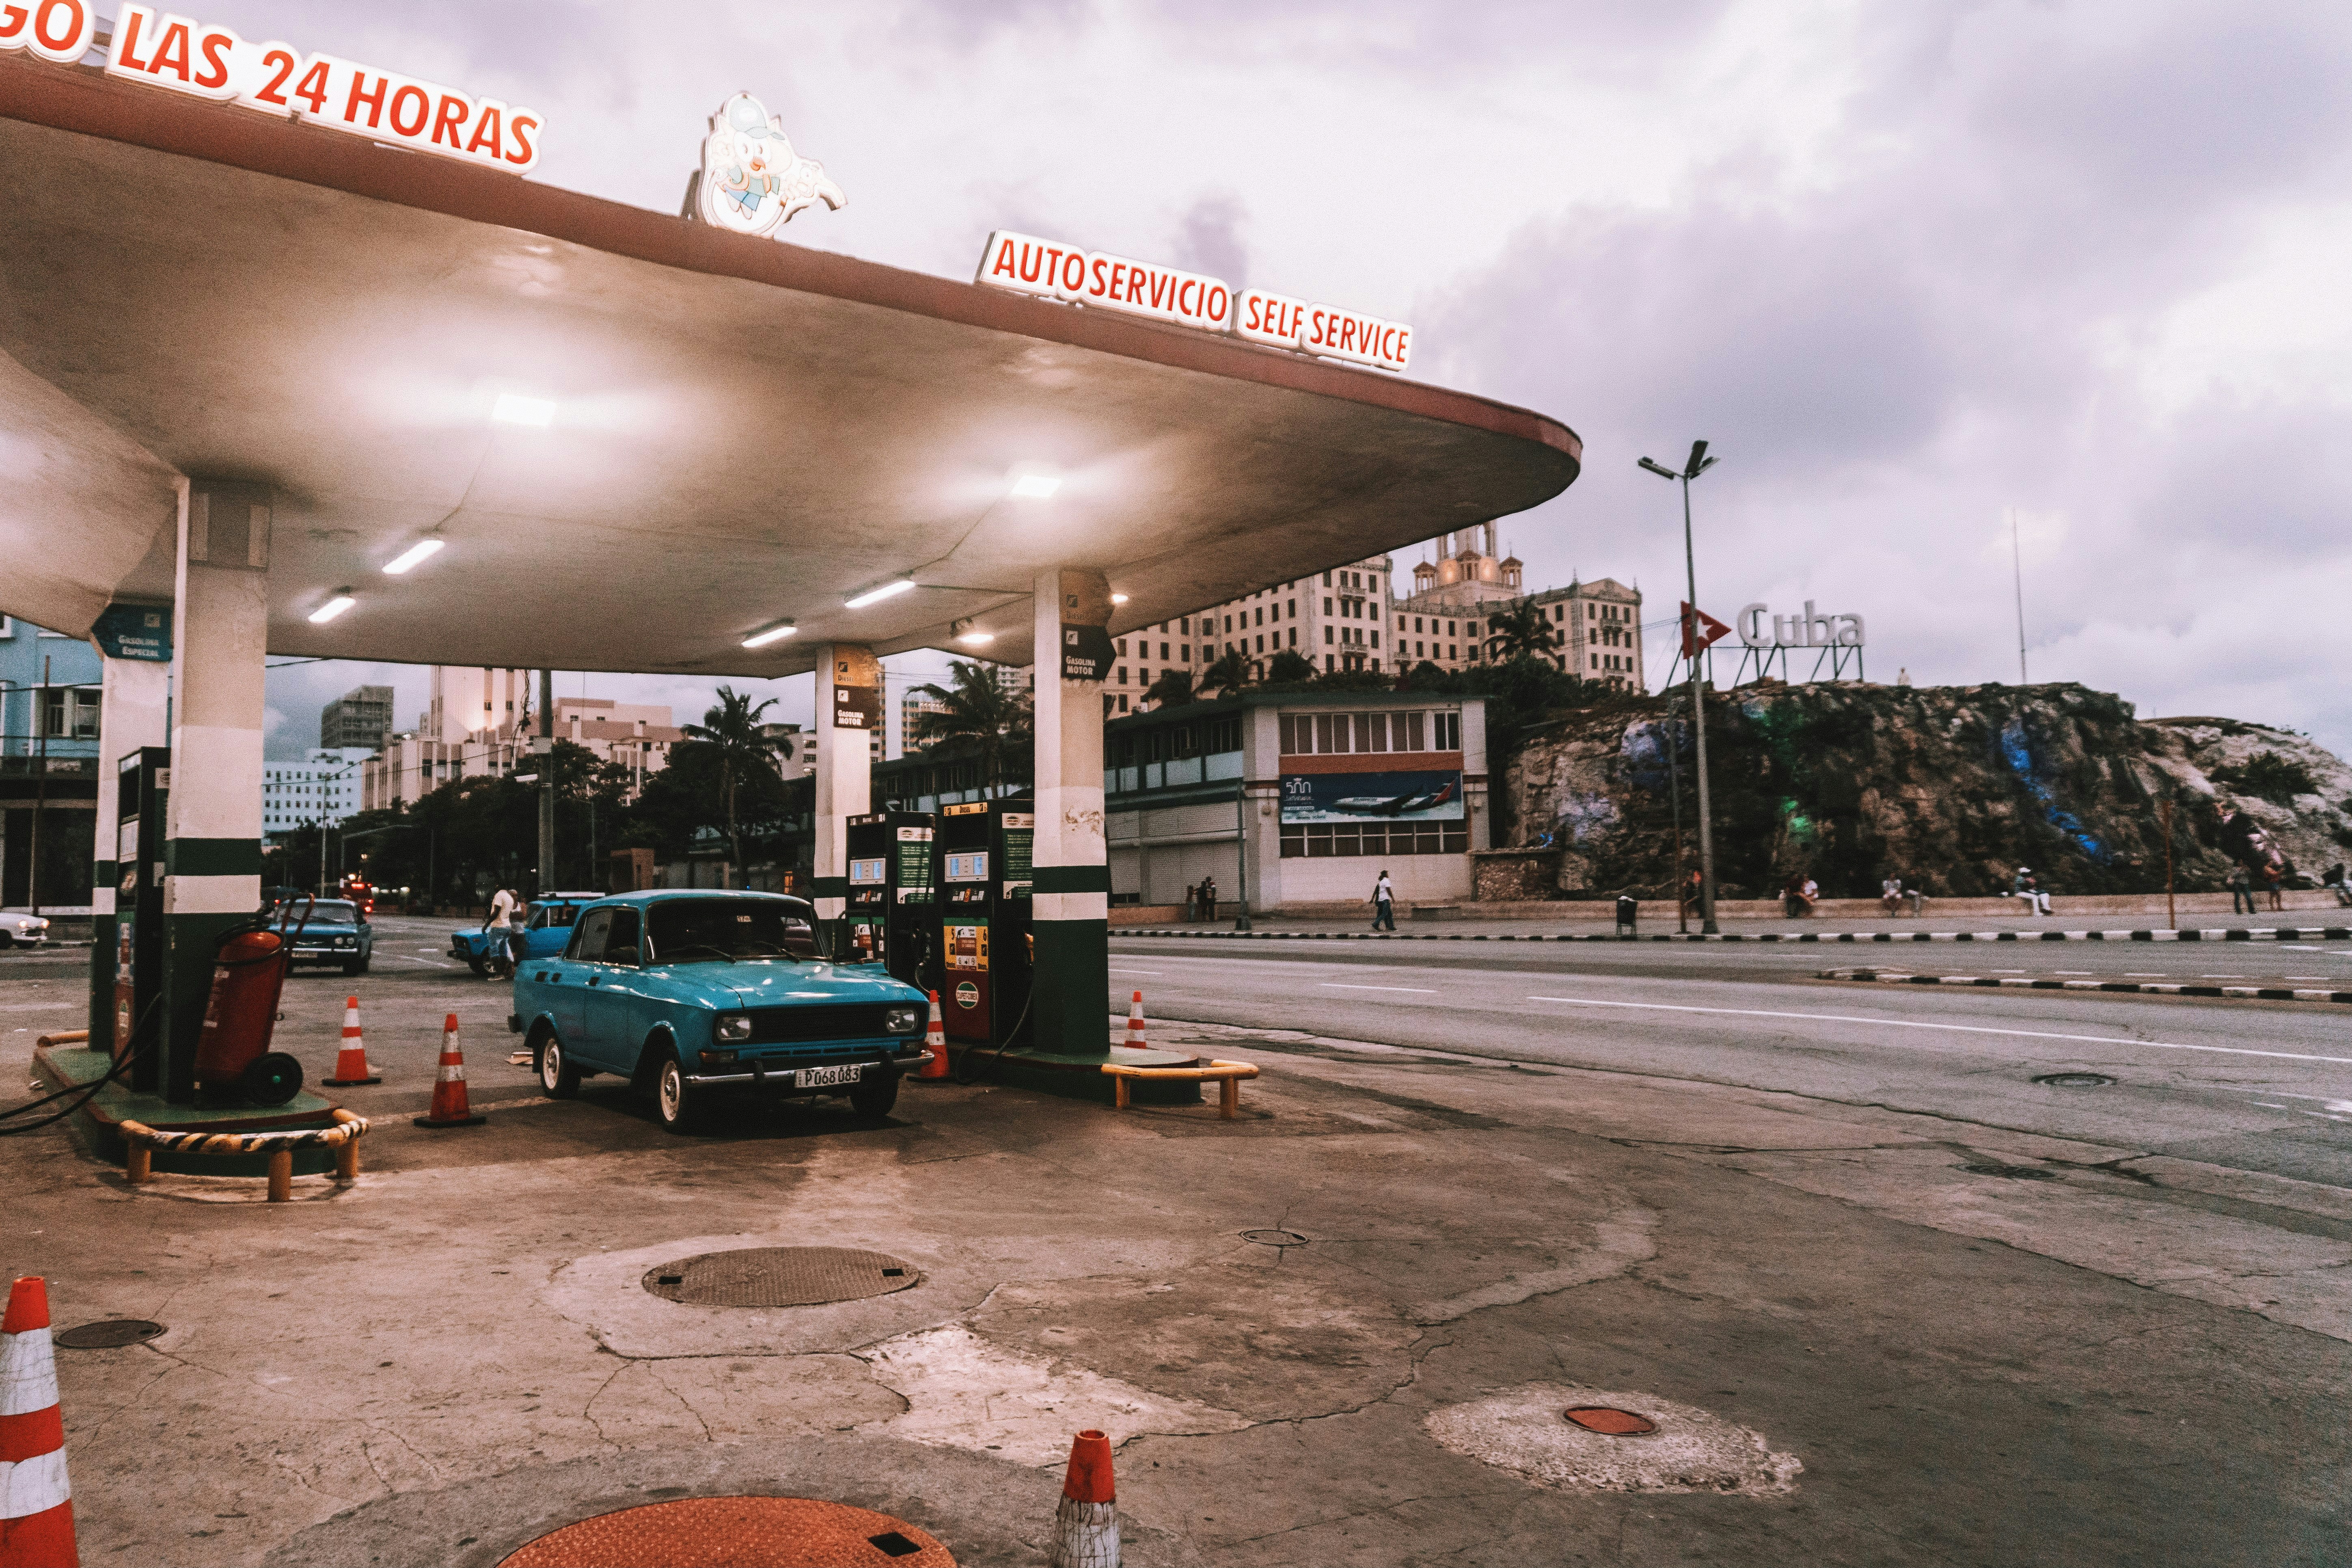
[{"x1": 0, "y1": 914, "x2": 49, "y2": 948}]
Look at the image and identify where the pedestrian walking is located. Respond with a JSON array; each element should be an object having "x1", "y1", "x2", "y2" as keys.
[
  {"x1": 2226, "y1": 864, "x2": 2255, "y2": 915},
  {"x1": 1679, "y1": 867, "x2": 1703, "y2": 921},
  {"x1": 2012, "y1": 866, "x2": 2051, "y2": 917},
  {"x1": 1370, "y1": 869, "x2": 1396, "y2": 931},
  {"x1": 2261, "y1": 852, "x2": 2289, "y2": 912}
]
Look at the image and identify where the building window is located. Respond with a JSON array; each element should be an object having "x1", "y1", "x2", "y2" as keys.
[
  {"x1": 1287, "y1": 600, "x2": 1296, "y2": 618},
  {"x1": 1288, "y1": 628, "x2": 1297, "y2": 647},
  {"x1": 1323, "y1": 626, "x2": 1333, "y2": 645},
  {"x1": 1281, "y1": 822, "x2": 1468, "y2": 858},
  {"x1": 1117, "y1": 666, "x2": 1128, "y2": 685},
  {"x1": 39, "y1": 688, "x2": 99, "y2": 740}
]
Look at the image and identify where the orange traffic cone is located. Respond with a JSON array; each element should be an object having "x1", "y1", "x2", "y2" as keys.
[
  {"x1": 413, "y1": 1014, "x2": 486, "y2": 1128},
  {"x1": 0, "y1": 1277, "x2": 77, "y2": 1568},
  {"x1": 322, "y1": 996, "x2": 380, "y2": 1087},
  {"x1": 1046, "y1": 1428, "x2": 1118, "y2": 1568},
  {"x1": 1124, "y1": 991, "x2": 1148, "y2": 1050},
  {"x1": 917, "y1": 990, "x2": 948, "y2": 1080}
]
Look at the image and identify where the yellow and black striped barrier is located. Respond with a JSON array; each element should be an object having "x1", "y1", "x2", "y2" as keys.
[{"x1": 117, "y1": 1109, "x2": 370, "y2": 1201}]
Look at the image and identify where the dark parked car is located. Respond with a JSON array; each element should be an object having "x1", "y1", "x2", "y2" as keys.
[
  {"x1": 273, "y1": 898, "x2": 373, "y2": 975},
  {"x1": 509, "y1": 890, "x2": 928, "y2": 1131}
]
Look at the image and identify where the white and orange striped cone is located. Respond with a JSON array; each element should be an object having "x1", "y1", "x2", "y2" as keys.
[
  {"x1": 412, "y1": 1014, "x2": 486, "y2": 1128},
  {"x1": 1045, "y1": 1428, "x2": 1118, "y2": 1568},
  {"x1": 1124, "y1": 991, "x2": 1148, "y2": 1050},
  {"x1": 322, "y1": 996, "x2": 380, "y2": 1087},
  {"x1": 917, "y1": 990, "x2": 948, "y2": 1080},
  {"x1": 0, "y1": 1277, "x2": 76, "y2": 1568}
]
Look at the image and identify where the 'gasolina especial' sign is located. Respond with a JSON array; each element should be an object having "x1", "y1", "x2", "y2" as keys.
[
  {"x1": 0, "y1": 1, "x2": 545, "y2": 172},
  {"x1": 976, "y1": 230, "x2": 1413, "y2": 373}
]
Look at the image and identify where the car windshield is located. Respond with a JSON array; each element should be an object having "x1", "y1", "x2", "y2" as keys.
[
  {"x1": 288, "y1": 900, "x2": 358, "y2": 924},
  {"x1": 645, "y1": 899, "x2": 811, "y2": 964}
]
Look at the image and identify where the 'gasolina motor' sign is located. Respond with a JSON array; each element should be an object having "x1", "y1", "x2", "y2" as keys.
[{"x1": 2, "y1": 1, "x2": 544, "y2": 173}]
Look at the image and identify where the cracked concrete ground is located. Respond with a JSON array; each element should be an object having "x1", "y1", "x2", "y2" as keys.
[{"x1": 6, "y1": 949, "x2": 2350, "y2": 1566}]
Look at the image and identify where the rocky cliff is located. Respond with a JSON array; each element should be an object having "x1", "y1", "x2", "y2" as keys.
[{"x1": 1500, "y1": 681, "x2": 2352, "y2": 899}]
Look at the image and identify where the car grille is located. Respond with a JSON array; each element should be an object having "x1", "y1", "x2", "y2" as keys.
[{"x1": 745, "y1": 1004, "x2": 895, "y2": 1044}]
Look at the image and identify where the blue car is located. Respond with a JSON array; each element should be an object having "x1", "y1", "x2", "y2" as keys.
[
  {"x1": 449, "y1": 892, "x2": 608, "y2": 977},
  {"x1": 508, "y1": 890, "x2": 930, "y2": 1131},
  {"x1": 270, "y1": 897, "x2": 373, "y2": 975}
]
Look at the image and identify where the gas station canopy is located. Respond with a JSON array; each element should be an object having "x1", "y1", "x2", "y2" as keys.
[{"x1": 0, "y1": 60, "x2": 1580, "y2": 676}]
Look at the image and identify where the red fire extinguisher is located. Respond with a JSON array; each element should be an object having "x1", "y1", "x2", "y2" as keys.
[{"x1": 192, "y1": 898, "x2": 306, "y2": 1105}]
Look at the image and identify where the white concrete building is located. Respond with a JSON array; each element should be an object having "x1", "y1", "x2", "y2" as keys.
[
  {"x1": 360, "y1": 665, "x2": 683, "y2": 811},
  {"x1": 1397, "y1": 528, "x2": 1646, "y2": 691},
  {"x1": 261, "y1": 747, "x2": 375, "y2": 838},
  {"x1": 1093, "y1": 554, "x2": 1398, "y2": 716}
]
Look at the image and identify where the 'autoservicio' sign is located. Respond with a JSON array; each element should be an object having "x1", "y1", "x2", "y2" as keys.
[{"x1": 977, "y1": 230, "x2": 1411, "y2": 373}]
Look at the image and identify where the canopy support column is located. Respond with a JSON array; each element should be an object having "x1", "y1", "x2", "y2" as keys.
[
  {"x1": 1029, "y1": 567, "x2": 1110, "y2": 1057},
  {"x1": 813, "y1": 644, "x2": 876, "y2": 955},
  {"x1": 86, "y1": 642, "x2": 169, "y2": 1051},
  {"x1": 162, "y1": 479, "x2": 270, "y2": 1104}
]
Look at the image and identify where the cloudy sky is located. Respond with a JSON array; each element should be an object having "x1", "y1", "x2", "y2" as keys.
[{"x1": 253, "y1": 0, "x2": 2352, "y2": 757}]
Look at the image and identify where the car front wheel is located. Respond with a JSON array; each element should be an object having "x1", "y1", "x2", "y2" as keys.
[
  {"x1": 344, "y1": 956, "x2": 369, "y2": 976},
  {"x1": 848, "y1": 1070, "x2": 900, "y2": 1120},
  {"x1": 539, "y1": 1033, "x2": 581, "y2": 1098},
  {"x1": 654, "y1": 1049, "x2": 701, "y2": 1133},
  {"x1": 467, "y1": 955, "x2": 489, "y2": 978}
]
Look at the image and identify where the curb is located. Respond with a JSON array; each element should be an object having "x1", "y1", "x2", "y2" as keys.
[
  {"x1": 1122, "y1": 926, "x2": 2352, "y2": 945},
  {"x1": 1817, "y1": 967, "x2": 2352, "y2": 1005}
]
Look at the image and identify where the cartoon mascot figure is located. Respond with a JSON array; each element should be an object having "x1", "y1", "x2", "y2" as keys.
[{"x1": 696, "y1": 93, "x2": 846, "y2": 238}]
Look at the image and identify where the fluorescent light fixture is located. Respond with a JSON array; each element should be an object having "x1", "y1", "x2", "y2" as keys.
[
  {"x1": 956, "y1": 630, "x2": 995, "y2": 645},
  {"x1": 382, "y1": 539, "x2": 445, "y2": 575},
  {"x1": 1110, "y1": 592, "x2": 1130, "y2": 604},
  {"x1": 742, "y1": 621, "x2": 797, "y2": 649},
  {"x1": 308, "y1": 593, "x2": 355, "y2": 624},
  {"x1": 844, "y1": 577, "x2": 917, "y2": 609},
  {"x1": 1009, "y1": 473, "x2": 1061, "y2": 499},
  {"x1": 492, "y1": 393, "x2": 555, "y2": 427}
]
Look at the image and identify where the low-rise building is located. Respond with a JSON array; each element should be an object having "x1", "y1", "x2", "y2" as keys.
[{"x1": 0, "y1": 617, "x2": 101, "y2": 909}]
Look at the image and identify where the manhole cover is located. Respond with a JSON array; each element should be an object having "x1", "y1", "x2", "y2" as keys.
[
  {"x1": 2033, "y1": 1072, "x2": 2115, "y2": 1088},
  {"x1": 642, "y1": 1247, "x2": 921, "y2": 1307},
  {"x1": 500, "y1": 1497, "x2": 954, "y2": 1566},
  {"x1": 1240, "y1": 1229, "x2": 1308, "y2": 1247},
  {"x1": 1961, "y1": 1163, "x2": 2059, "y2": 1181},
  {"x1": 1564, "y1": 1406, "x2": 1656, "y2": 1435},
  {"x1": 55, "y1": 1320, "x2": 164, "y2": 1350}
]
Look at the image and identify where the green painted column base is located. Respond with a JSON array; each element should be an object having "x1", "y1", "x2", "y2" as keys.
[
  {"x1": 87, "y1": 912, "x2": 116, "y2": 1048},
  {"x1": 163, "y1": 910, "x2": 251, "y2": 1104},
  {"x1": 1029, "y1": 917, "x2": 1110, "y2": 1059}
]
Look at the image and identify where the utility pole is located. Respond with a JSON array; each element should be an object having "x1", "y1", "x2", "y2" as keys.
[
  {"x1": 2011, "y1": 507, "x2": 2028, "y2": 685},
  {"x1": 1642, "y1": 442, "x2": 1722, "y2": 934},
  {"x1": 1666, "y1": 685, "x2": 1687, "y2": 934},
  {"x1": 2160, "y1": 796, "x2": 2177, "y2": 932},
  {"x1": 29, "y1": 656, "x2": 48, "y2": 918},
  {"x1": 1233, "y1": 780, "x2": 1252, "y2": 932},
  {"x1": 537, "y1": 668, "x2": 555, "y2": 897}
]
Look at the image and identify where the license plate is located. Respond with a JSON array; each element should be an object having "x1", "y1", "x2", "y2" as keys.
[{"x1": 793, "y1": 1063, "x2": 864, "y2": 1089}]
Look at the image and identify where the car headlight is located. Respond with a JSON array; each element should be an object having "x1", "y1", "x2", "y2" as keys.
[
  {"x1": 884, "y1": 1005, "x2": 921, "y2": 1035},
  {"x1": 714, "y1": 1014, "x2": 753, "y2": 1043}
]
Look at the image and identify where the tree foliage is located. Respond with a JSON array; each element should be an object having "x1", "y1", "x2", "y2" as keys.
[{"x1": 911, "y1": 662, "x2": 1033, "y2": 795}]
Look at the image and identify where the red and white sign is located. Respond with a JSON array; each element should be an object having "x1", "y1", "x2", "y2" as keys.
[
  {"x1": 0, "y1": 0, "x2": 98, "y2": 64},
  {"x1": 1681, "y1": 602, "x2": 1732, "y2": 657},
  {"x1": 977, "y1": 230, "x2": 1411, "y2": 372},
  {"x1": 1238, "y1": 287, "x2": 1411, "y2": 373},
  {"x1": 87, "y1": 5, "x2": 542, "y2": 173},
  {"x1": 978, "y1": 230, "x2": 1232, "y2": 333}
]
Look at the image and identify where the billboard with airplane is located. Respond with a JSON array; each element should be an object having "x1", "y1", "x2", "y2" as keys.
[{"x1": 1279, "y1": 770, "x2": 1463, "y2": 825}]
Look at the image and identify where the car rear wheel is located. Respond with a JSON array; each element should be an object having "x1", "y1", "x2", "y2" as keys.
[
  {"x1": 654, "y1": 1049, "x2": 701, "y2": 1133},
  {"x1": 848, "y1": 1070, "x2": 899, "y2": 1120},
  {"x1": 538, "y1": 1033, "x2": 581, "y2": 1098}
]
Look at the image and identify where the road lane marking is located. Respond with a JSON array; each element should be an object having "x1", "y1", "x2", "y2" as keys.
[
  {"x1": 1521, "y1": 995, "x2": 2352, "y2": 1066},
  {"x1": 1107, "y1": 968, "x2": 1162, "y2": 975},
  {"x1": 397, "y1": 955, "x2": 457, "y2": 968},
  {"x1": 1322, "y1": 983, "x2": 1439, "y2": 994}
]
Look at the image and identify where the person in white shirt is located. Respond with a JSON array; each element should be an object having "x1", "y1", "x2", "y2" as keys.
[
  {"x1": 1370, "y1": 870, "x2": 1396, "y2": 931},
  {"x1": 486, "y1": 886, "x2": 519, "y2": 931}
]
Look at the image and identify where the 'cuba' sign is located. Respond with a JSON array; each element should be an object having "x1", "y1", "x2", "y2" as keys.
[{"x1": 1737, "y1": 601, "x2": 1864, "y2": 649}]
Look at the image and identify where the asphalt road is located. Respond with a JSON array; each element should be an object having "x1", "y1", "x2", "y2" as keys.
[{"x1": 1108, "y1": 934, "x2": 2352, "y2": 1188}]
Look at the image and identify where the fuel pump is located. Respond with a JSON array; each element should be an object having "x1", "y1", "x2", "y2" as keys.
[
  {"x1": 844, "y1": 810, "x2": 936, "y2": 988},
  {"x1": 935, "y1": 797, "x2": 1034, "y2": 1049},
  {"x1": 111, "y1": 747, "x2": 168, "y2": 1093}
]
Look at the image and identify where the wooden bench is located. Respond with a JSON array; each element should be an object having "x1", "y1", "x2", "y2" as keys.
[{"x1": 1101, "y1": 1059, "x2": 1260, "y2": 1119}]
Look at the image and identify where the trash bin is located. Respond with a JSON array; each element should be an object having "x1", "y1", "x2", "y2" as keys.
[{"x1": 1614, "y1": 894, "x2": 1638, "y2": 936}]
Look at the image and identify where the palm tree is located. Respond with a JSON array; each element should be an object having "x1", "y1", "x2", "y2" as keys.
[
  {"x1": 1200, "y1": 648, "x2": 1251, "y2": 698},
  {"x1": 911, "y1": 661, "x2": 1033, "y2": 796},
  {"x1": 683, "y1": 685, "x2": 779, "y2": 885},
  {"x1": 1265, "y1": 649, "x2": 1316, "y2": 684},
  {"x1": 1484, "y1": 599, "x2": 1560, "y2": 664},
  {"x1": 1141, "y1": 667, "x2": 1196, "y2": 709}
]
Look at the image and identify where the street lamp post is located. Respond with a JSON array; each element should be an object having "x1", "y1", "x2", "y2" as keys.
[{"x1": 1639, "y1": 441, "x2": 1722, "y2": 934}]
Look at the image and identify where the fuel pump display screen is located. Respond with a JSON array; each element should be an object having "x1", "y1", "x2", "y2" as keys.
[
  {"x1": 850, "y1": 858, "x2": 887, "y2": 886},
  {"x1": 1001, "y1": 812, "x2": 1034, "y2": 899},
  {"x1": 895, "y1": 828, "x2": 933, "y2": 902}
]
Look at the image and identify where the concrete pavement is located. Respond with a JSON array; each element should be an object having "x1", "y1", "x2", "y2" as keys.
[{"x1": 4, "y1": 930, "x2": 2349, "y2": 1565}]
